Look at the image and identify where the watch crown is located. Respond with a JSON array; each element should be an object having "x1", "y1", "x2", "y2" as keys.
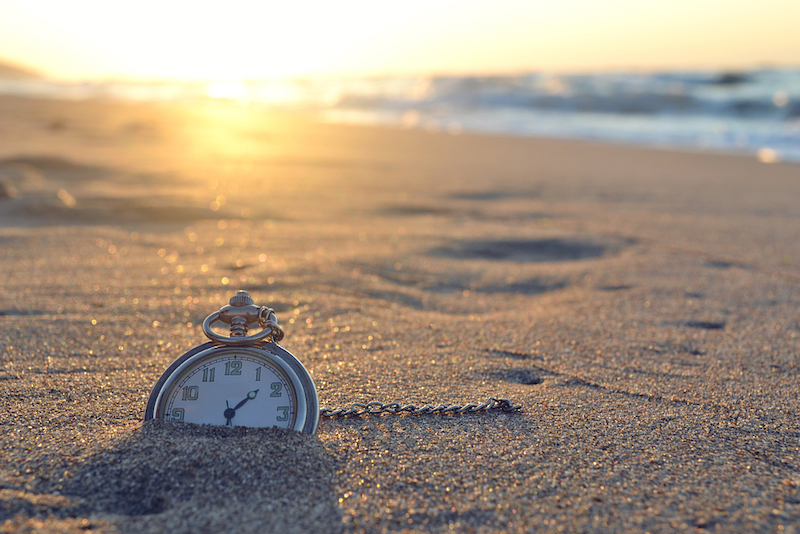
[{"x1": 229, "y1": 290, "x2": 254, "y2": 307}]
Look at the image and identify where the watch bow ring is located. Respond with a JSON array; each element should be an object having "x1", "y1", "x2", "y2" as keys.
[{"x1": 202, "y1": 290, "x2": 285, "y2": 346}]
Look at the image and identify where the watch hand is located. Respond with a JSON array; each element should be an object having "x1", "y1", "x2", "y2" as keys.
[
  {"x1": 234, "y1": 389, "x2": 259, "y2": 410},
  {"x1": 224, "y1": 400, "x2": 234, "y2": 426},
  {"x1": 223, "y1": 391, "x2": 258, "y2": 426}
]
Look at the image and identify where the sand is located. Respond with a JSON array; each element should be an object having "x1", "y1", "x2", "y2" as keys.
[{"x1": 0, "y1": 94, "x2": 799, "y2": 533}]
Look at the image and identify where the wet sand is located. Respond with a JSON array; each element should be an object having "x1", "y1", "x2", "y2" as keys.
[{"x1": 1, "y1": 95, "x2": 799, "y2": 533}]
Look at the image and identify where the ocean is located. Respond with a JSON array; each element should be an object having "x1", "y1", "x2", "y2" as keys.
[{"x1": 2, "y1": 68, "x2": 798, "y2": 162}]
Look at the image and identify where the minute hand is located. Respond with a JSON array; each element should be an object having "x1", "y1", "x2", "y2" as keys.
[{"x1": 234, "y1": 389, "x2": 259, "y2": 410}]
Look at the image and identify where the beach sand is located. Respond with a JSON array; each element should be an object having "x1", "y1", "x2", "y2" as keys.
[{"x1": 1, "y1": 95, "x2": 799, "y2": 533}]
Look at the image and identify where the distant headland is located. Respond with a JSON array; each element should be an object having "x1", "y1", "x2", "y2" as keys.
[{"x1": 0, "y1": 58, "x2": 42, "y2": 79}]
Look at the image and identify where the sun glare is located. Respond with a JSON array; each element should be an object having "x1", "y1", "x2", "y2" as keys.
[
  {"x1": 206, "y1": 81, "x2": 247, "y2": 100},
  {"x1": 1, "y1": 0, "x2": 799, "y2": 80}
]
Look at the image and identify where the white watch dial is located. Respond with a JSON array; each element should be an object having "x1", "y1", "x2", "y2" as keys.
[{"x1": 156, "y1": 349, "x2": 298, "y2": 428}]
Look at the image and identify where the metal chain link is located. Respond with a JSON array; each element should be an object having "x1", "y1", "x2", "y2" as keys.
[
  {"x1": 320, "y1": 397, "x2": 522, "y2": 418},
  {"x1": 257, "y1": 307, "x2": 284, "y2": 343}
]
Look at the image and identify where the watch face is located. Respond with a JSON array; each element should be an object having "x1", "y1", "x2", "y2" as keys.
[{"x1": 148, "y1": 344, "x2": 317, "y2": 432}]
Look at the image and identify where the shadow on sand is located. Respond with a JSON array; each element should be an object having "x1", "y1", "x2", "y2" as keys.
[
  {"x1": 40, "y1": 421, "x2": 343, "y2": 533},
  {"x1": 0, "y1": 155, "x2": 277, "y2": 226},
  {"x1": 430, "y1": 237, "x2": 617, "y2": 262}
]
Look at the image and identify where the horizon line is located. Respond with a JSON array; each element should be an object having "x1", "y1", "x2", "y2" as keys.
[{"x1": 4, "y1": 61, "x2": 800, "y2": 85}]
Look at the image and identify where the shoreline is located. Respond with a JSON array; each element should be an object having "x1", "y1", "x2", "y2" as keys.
[{"x1": 2, "y1": 92, "x2": 799, "y2": 166}]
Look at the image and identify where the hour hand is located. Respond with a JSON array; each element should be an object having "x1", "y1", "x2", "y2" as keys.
[{"x1": 224, "y1": 400, "x2": 235, "y2": 425}]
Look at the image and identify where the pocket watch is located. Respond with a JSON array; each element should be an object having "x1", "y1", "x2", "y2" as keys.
[{"x1": 144, "y1": 290, "x2": 319, "y2": 434}]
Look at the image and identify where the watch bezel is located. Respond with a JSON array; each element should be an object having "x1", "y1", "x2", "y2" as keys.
[{"x1": 144, "y1": 341, "x2": 319, "y2": 434}]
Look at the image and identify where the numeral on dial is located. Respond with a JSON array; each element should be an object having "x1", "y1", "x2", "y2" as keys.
[
  {"x1": 276, "y1": 406, "x2": 289, "y2": 421},
  {"x1": 225, "y1": 361, "x2": 242, "y2": 375},
  {"x1": 171, "y1": 408, "x2": 185, "y2": 421},
  {"x1": 270, "y1": 382, "x2": 282, "y2": 397},
  {"x1": 182, "y1": 385, "x2": 199, "y2": 401},
  {"x1": 203, "y1": 368, "x2": 215, "y2": 382},
  {"x1": 255, "y1": 367, "x2": 261, "y2": 381}
]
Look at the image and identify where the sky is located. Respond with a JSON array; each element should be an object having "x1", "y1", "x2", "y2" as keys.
[{"x1": 1, "y1": 0, "x2": 798, "y2": 81}]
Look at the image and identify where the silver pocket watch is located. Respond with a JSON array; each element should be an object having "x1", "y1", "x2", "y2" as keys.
[
  {"x1": 144, "y1": 290, "x2": 319, "y2": 434},
  {"x1": 145, "y1": 291, "x2": 522, "y2": 434}
]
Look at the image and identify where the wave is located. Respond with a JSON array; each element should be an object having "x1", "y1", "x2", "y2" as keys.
[{"x1": 328, "y1": 70, "x2": 800, "y2": 120}]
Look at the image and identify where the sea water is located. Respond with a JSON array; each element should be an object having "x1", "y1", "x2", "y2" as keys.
[{"x1": 2, "y1": 68, "x2": 798, "y2": 162}]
